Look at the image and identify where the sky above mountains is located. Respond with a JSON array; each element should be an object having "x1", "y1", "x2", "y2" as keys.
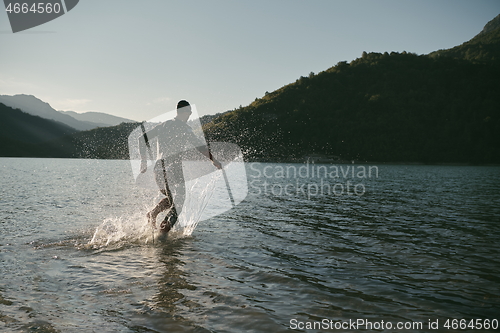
[{"x1": 1, "y1": 0, "x2": 499, "y2": 121}]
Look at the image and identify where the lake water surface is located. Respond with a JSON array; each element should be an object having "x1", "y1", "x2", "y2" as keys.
[{"x1": 1, "y1": 158, "x2": 499, "y2": 332}]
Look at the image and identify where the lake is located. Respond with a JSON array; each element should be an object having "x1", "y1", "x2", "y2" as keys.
[{"x1": 1, "y1": 158, "x2": 499, "y2": 332}]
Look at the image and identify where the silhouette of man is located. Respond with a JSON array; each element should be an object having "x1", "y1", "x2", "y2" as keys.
[{"x1": 139, "y1": 100, "x2": 221, "y2": 237}]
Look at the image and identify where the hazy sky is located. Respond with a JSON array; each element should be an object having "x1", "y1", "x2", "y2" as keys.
[{"x1": 1, "y1": 0, "x2": 499, "y2": 121}]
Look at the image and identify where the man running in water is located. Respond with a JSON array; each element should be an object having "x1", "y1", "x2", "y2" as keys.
[{"x1": 139, "y1": 100, "x2": 221, "y2": 237}]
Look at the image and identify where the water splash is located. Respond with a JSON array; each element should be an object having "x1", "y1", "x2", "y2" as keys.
[
  {"x1": 88, "y1": 211, "x2": 153, "y2": 249},
  {"x1": 170, "y1": 165, "x2": 219, "y2": 236},
  {"x1": 88, "y1": 169, "x2": 219, "y2": 248}
]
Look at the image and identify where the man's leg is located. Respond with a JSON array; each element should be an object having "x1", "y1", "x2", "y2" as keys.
[
  {"x1": 147, "y1": 196, "x2": 171, "y2": 229},
  {"x1": 158, "y1": 164, "x2": 185, "y2": 234},
  {"x1": 158, "y1": 185, "x2": 180, "y2": 234},
  {"x1": 150, "y1": 159, "x2": 175, "y2": 232},
  {"x1": 158, "y1": 177, "x2": 177, "y2": 235}
]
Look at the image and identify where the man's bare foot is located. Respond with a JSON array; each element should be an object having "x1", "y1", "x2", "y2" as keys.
[
  {"x1": 147, "y1": 212, "x2": 156, "y2": 229},
  {"x1": 159, "y1": 219, "x2": 171, "y2": 235}
]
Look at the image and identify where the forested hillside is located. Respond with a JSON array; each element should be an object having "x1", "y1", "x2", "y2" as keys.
[
  {"x1": 203, "y1": 18, "x2": 500, "y2": 164},
  {"x1": 39, "y1": 122, "x2": 139, "y2": 159},
  {"x1": 0, "y1": 103, "x2": 78, "y2": 157}
]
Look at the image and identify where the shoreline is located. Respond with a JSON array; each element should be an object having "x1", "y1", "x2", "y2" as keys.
[{"x1": 1, "y1": 155, "x2": 499, "y2": 167}]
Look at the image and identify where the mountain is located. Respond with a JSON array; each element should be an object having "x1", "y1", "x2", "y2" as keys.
[
  {"x1": 3, "y1": 15, "x2": 499, "y2": 162},
  {"x1": 476, "y1": 14, "x2": 500, "y2": 37},
  {"x1": 429, "y1": 14, "x2": 500, "y2": 63},
  {"x1": 0, "y1": 103, "x2": 78, "y2": 143},
  {"x1": 0, "y1": 103, "x2": 78, "y2": 157},
  {"x1": 59, "y1": 110, "x2": 134, "y2": 127},
  {"x1": 0, "y1": 94, "x2": 111, "y2": 131},
  {"x1": 0, "y1": 95, "x2": 136, "y2": 159},
  {"x1": 0, "y1": 101, "x2": 138, "y2": 158},
  {"x1": 203, "y1": 15, "x2": 500, "y2": 164},
  {"x1": 39, "y1": 122, "x2": 139, "y2": 159}
]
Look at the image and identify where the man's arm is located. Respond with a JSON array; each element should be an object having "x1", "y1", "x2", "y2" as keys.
[
  {"x1": 197, "y1": 145, "x2": 222, "y2": 169},
  {"x1": 139, "y1": 124, "x2": 158, "y2": 173},
  {"x1": 185, "y1": 125, "x2": 222, "y2": 169}
]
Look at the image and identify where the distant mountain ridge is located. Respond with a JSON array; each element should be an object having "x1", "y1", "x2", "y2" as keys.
[
  {"x1": 0, "y1": 102, "x2": 79, "y2": 157},
  {"x1": 0, "y1": 102, "x2": 78, "y2": 143},
  {"x1": 0, "y1": 94, "x2": 98, "y2": 130},
  {"x1": 59, "y1": 110, "x2": 133, "y2": 127},
  {"x1": 0, "y1": 101, "x2": 138, "y2": 158},
  {"x1": 0, "y1": 94, "x2": 134, "y2": 130}
]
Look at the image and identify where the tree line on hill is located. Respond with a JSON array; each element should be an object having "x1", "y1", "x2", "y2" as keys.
[
  {"x1": 203, "y1": 22, "x2": 500, "y2": 164},
  {"x1": 0, "y1": 103, "x2": 136, "y2": 159}
]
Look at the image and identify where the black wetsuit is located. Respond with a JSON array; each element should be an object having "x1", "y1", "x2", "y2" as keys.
[{"x1": 141, "y1": 118, "x2": 206, "y2": 229}]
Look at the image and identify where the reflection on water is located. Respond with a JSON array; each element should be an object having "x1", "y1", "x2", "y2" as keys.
[{"x1": 0, "y1": 158, "x2": 499, "y2": 332}]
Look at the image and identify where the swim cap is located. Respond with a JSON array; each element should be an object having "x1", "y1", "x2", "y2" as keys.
[{"x1": 177, "y1": 100, "x2": 190, "y2": 110}]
